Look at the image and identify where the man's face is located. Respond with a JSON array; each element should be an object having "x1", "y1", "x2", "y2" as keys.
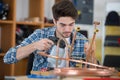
[{"x1": 54, "y1": 17, "x2": 75, "y2": 38}]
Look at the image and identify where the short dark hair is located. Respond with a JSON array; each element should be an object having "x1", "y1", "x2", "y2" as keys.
[{"x1": 52, "y1": 0, "x2": 78, "y2": 20}]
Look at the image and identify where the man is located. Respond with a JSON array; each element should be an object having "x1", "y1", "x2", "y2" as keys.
[{"x1": 4, "y1": 0, "x2": 94, "y2": 71}]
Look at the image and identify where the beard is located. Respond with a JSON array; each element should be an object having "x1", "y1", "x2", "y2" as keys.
[
  {"x1": 56, "y1": 29, "x2": 72, "y2": 38},
  {"x1": 62, "y1": 32, "x2": 71, "y2": 38}
]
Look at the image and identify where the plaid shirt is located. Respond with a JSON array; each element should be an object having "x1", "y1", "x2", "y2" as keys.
[{"x1": 3, "y1": 27, "x2": 88, "y2": 71}]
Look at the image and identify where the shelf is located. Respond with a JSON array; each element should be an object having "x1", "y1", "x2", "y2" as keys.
[
  {"x1": 0, "y1": 0, "x2": 55, "y2": 77},
  {"x1": 0, "y1": 20, "x2": 14, "y2": 24},
  {"x1": 0, "y1": 53, "x2": 5, "y2": 57},
  {"x1": 16, "y1": 21, "x2": 44, "y2": 26},
  {"x1": 44, "y1": 23, "x2": 54, "y2": 27}
]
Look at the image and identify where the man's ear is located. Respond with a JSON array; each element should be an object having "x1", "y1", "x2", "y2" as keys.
[{"x1": 53, "y1": 18, "x2": 57, "y2": 25}]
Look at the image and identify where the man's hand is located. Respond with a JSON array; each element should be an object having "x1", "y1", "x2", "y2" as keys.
[
  {"x1": 33, "y1": 38, "x2": 54, "y2": 51},
  {"x1": 84, "y1": 41, "x2": 96, "y2": 63}
]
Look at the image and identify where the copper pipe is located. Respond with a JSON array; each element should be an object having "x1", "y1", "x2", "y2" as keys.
[
  {"x1": 92, "y1": 21, "x2": 100, "y2": 65},
  {"x1": 70, "y1": 31, "x2": 77, "y2": 56},
  {"x1": 86, "y1": 21, "x2": 100, "y2": 67},
  {"x1": 55, "y1": 30, "x2": 70, "y2": 67},
  {"x1": 65, "y1": 46, "x2": 69, "y2": 67},
  {"x1": 38, "y1": 52, "x2": 114, "y2": 70},
  {"x1": 70, "y1": 27, "x2": 81, "y2": 56},
  {"x1": 55, "y1": 27, "x2": 81, "y2": 67},
  {"x1": 56, "y1": 38, "x2": 70, "y2": 67},
  {"x1": 55, "y1": 39, "x2": 61, "y2": 68}
]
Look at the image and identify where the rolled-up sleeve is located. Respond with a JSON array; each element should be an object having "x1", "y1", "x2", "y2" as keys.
[
  {"x1": 3, "y1": 46, "x2": 21, "y2": 64},
  {"x1": 3, "y1": 29, "x2": 42, "y2": 64}
]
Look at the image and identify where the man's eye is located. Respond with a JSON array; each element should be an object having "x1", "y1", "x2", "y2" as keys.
[
  {"x1": 61, "y1": 24, "x2": 65, "y2": 27},
  {"x1": 69, "y1": 24, "x2": 74, "y2": 26}
]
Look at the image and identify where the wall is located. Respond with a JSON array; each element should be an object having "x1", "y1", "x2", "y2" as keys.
[
  {"x1": 16, "y1": 0, "x2": 29, "y2": 21},
  {"x1": 44, "y1": 0, "x2": 55, "y2": 19},
  {"x1": 16, "y1": 0, "x2": 55, "y2": 21}
]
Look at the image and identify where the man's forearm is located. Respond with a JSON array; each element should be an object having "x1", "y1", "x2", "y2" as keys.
[{"x1": 16, "y1": 43, "x2": 36, "y2": 60}]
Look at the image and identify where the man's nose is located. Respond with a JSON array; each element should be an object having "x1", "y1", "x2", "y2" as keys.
[{"x1": 64, "y1": 26, "x2": 71, "y2": 31}]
